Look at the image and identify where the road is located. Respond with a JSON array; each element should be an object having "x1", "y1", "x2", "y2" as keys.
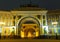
[{"x1": 0, "y1": 39, "x2": 60, "y2": 42}]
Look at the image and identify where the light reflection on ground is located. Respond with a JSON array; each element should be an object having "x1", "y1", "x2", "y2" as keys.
[{"x1": 0, "y1": 39, "x2": 60, "y2": 42}]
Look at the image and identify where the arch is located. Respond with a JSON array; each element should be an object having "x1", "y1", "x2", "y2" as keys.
[
  {"x1": 17, "y1": 16, "x2": 40, "y2": 28},
  {"x1": 17, "y1": 16, "x2": 41, "y2": 38}
]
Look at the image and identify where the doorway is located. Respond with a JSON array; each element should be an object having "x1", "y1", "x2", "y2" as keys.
[{"x1": 18, "y1": 16, "x2": 40, "y2": 38}]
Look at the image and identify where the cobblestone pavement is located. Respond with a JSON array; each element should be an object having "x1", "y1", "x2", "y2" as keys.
[{"x1": 0, "y1": 39, "x2": 60, "y2": 42}]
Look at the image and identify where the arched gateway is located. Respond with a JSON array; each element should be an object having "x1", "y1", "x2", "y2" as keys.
[{"x1": 17, "y1": 16, "x2": 40, "y2": 38}]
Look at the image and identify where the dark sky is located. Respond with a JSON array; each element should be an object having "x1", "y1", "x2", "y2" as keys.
[{"x1": 0, "y1": 0, "x2": 60, "y2": 10}]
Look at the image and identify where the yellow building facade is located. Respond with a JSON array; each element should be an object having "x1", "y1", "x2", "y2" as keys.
[
  {"x1": 0, "y1": 7, "x2": 60, "y2": 38},
  {"x1": 0, "y1": 9, "x2": 48, "y2": 38}
]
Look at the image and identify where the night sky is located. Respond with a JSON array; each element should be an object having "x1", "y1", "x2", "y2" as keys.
[{"x1": 0, "y1": 0, "x2": 60, "y2": 10}]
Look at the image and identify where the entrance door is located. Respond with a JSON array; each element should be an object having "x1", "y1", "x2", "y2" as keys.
[
  {"x1": 21, "y1": 24, "x2": 39, "y2": 38},
  {"x1": 18, "y1": 16, "x2": 40, "y2": 38}
]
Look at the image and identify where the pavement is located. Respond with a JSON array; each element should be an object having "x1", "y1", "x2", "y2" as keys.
[{"x1": 0, "y1": 39, "x2": 60, "y2": 42}]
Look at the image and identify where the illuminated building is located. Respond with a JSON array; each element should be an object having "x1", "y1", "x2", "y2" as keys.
[{"x1": 0, "y1": 5, "x2": 60, "y2": 39}]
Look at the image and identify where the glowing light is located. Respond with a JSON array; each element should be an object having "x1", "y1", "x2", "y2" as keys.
[
  {"x1": 2, "y1": 26, "x2": 16, "y2": 36},
  {"x1": 28, "y1": 32, "x2": 32, "y2": 37},
  {"x1": 21, "y1": 31, "x2": 24, "y2": 38},
  {"x1": 43, "y1": 26, "x2": 48, "y2": 33},
  {"x1": 0, "y1": 22, "x2": 5, "y2": 25},
  {"x1": 36, "y1": 31, "x2": 39, "y2": 37},
  {"x1": 52, "y1": 22, "x2": 58, "y2": 25}
]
